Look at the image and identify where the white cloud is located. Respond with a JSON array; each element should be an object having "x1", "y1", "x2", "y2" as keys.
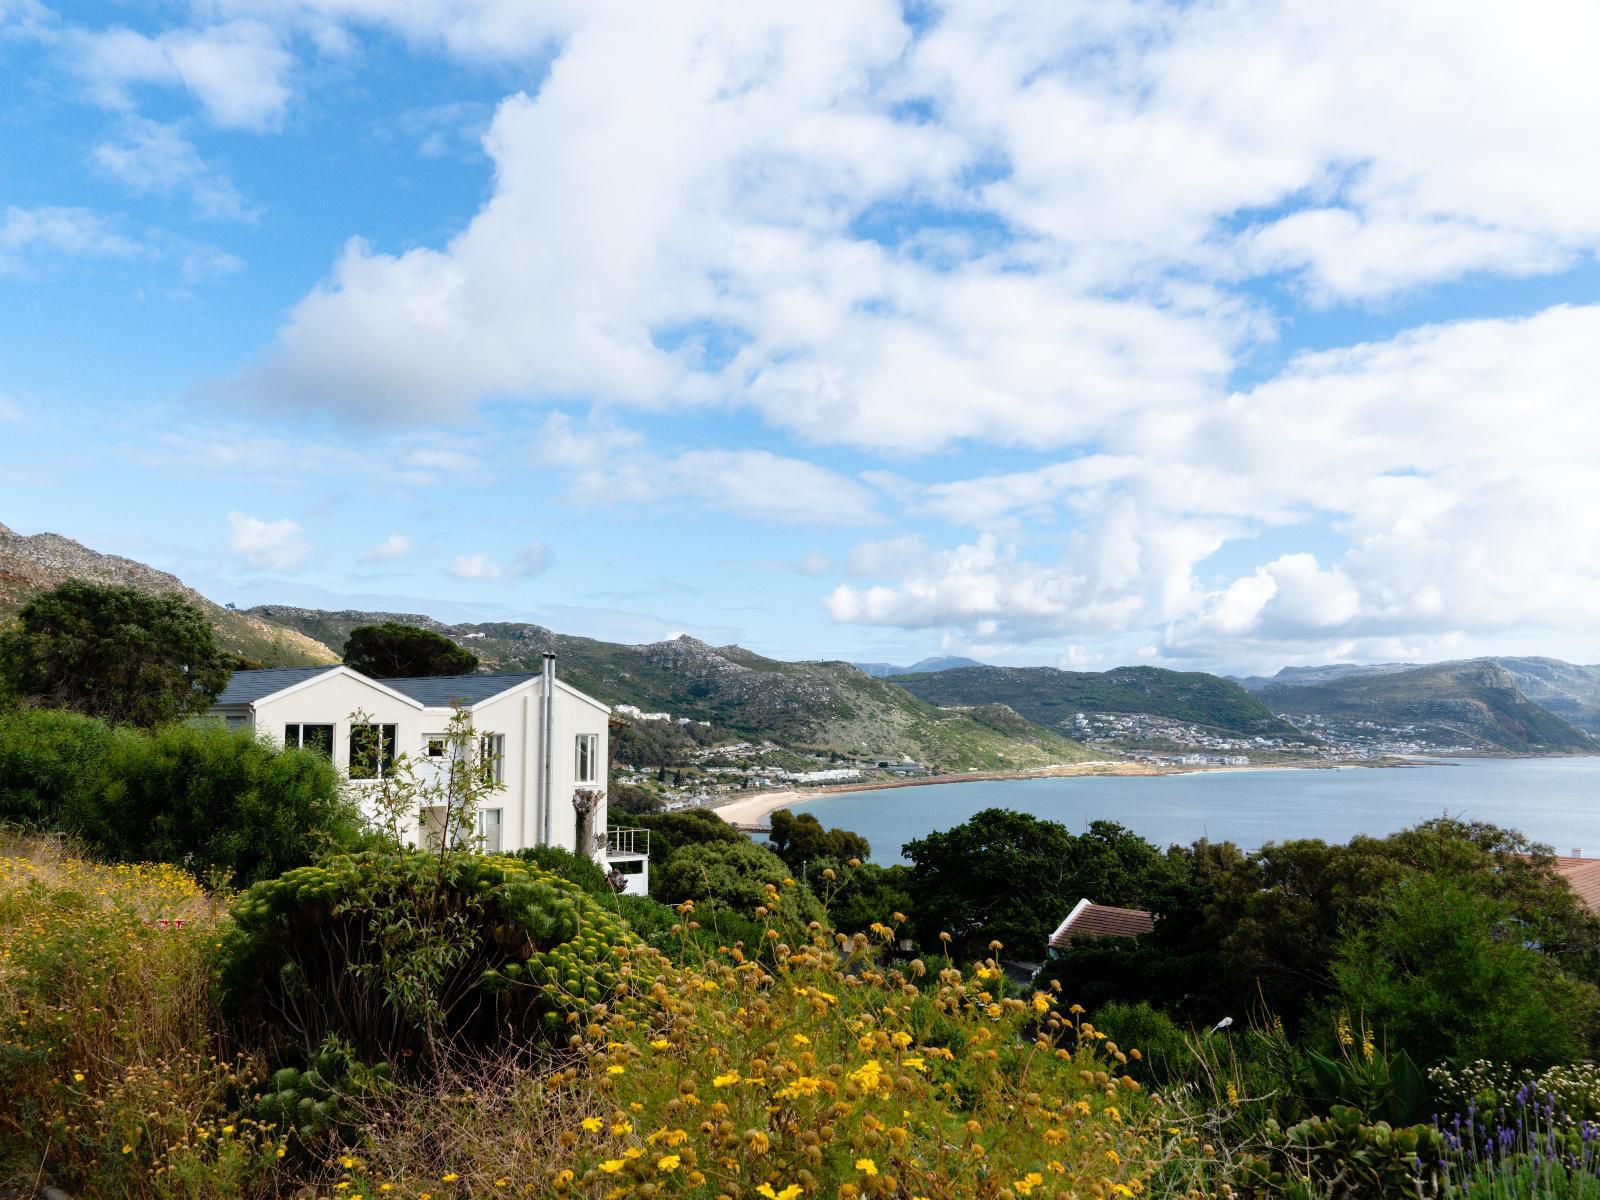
[
  {"x1": 448, "y1": 553, "x2": 501, "y2": 580},
  {"x1": 846, "y1": 535, "x2": 928, "y2": 579},
  {"x1": 833, "y1": 304, "x2": 1600, "y2": 667},
  {"x1": 211, "y1": 1, "x2": 1600, "y2": 451},
  {"x1": 227, "y1": 512, "x2": 308, "y2": 570},
  {"x1": 77, "y1": 19, "x2": 291, "y2": 130},
  {"x1": 0, "y1": 206, "x2": 142, "y2": 273},
  {"x1": 362, "y1": 533, "x2": 410, "y2": 562},
  {"x1": 571, "y1": 448, "x2": 882, "y2": 526},
  {"x1": 91, "y1": 118, "x2": 256, "y2": 220}
]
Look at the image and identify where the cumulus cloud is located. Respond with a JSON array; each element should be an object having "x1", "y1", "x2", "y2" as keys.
[
  {"x1": 210, "y1": 0, "x2": 1600, "y2": 451},
  {"x1": 511, "y1": 542, "x2": 553, "y2": 577},
  {"x1": 834, "y1": 305, "x2": 1600, "y2": 666},
  {"x1": 227, "y1": 512, "x2": 308, "y2": 570},
  {"x1": 448, "y1": 554, "x2": 501, "y2": 581},
  {"x1": 361, "y1": 533, "x2": 410, "y2": 562}
]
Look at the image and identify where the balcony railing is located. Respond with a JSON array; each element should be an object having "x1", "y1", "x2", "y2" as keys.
[{"x1": 607, "y1": 827, "x2": 650, "y2": 858}]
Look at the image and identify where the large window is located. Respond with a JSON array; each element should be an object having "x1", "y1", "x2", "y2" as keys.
[
  {"x1": 477, "y1": 807, "x2": 503, "y2": 853},
  {"x1": 479, "y1": 733, "x2": 505, "y2": 785},
  {"x1": 348, "y1": 724, "x2": 397, "y2": 779},
  {"x1": 285, "y1": 723, "x2": 334, "y2": 757},
  {"x1": 575, "y1": 733, "x2": 599, "y2": 784}
]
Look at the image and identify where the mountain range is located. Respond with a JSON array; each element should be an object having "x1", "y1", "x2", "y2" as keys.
[{"x1": 4, "y1": 521, "x2": 1599, "y2": 759}]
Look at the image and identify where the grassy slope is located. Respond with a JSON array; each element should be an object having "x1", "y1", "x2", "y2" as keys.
[
  {"x1": 250, "y1": 606, "x2": 1094, "y2": 770},
  {"x1": 1257, "y1": 659, "x2": 1595, "y2": 752},
  {"x1": 892, "y1": 664, "x2": 1305, "y2": 738},
  {"x1": 0, "y1": 527, "x2": 335, "y2": 668}
]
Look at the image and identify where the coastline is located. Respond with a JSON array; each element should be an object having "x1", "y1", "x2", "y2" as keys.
[{"x1": 709, "y1": 755, "x2": 1431, "y2": 828}]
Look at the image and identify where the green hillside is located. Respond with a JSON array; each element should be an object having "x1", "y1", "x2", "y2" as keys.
[
  {"x1": 1256, "y1": 659, "x2": 1595, "y2": 752},
  {"x1": 250, "y1": 606, "x2": 1094, "y2": 771},
  {"x1": 891, "y1": 663, "x2": 1305, "y2": 738},
  {"x1": 0, "y1": 523, "x2": 335, "y2": 668}
]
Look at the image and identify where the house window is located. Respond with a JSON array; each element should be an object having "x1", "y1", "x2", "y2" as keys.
[
  {"x1": 575, "y1": 733, "x2": 599, "y2": 783},
  {"x1": 424, "y1": 735, "x2": 449, "y2": 759},
  {"x1": 349, "y1": 724, "x2": 397, "y2": 779},
  {"x1": 285, "y1": 724, "x2": 334, "y2": 757},
  {"x1": 479, "y1": 733, "x2": 505, "y2": 785},
  {"x1": 477, "y1": 807, "x2": 503, "y2": 854}
]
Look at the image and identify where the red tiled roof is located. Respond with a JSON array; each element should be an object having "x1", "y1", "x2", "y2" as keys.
[
  {"x1": 1550, "y1": 856, "x2": 1600, "y2": 913},
  {"x1": 1048, "y1": 899, "x2": 1154, "y2": 949}
]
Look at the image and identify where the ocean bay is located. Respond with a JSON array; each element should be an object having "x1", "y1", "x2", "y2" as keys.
[{"x1": 791, "y1": 757, "x2": 1600, "y2": 863}]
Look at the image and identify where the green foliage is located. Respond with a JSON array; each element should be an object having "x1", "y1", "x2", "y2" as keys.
[
  {"x1": 1305, "y1": 1038, "x2": 1431, "y2": 1126},
  {"x1": 0, "y1": 709, "x2": 354, "y2": 885},
  {"x1": 0, "y1": 581, "x2": 231, "y2": 727},
  {"x1": 628, "y1": 805, "x2": 744, "y2": 882},
  {"x1": 342, "y1": 622, "x2": 478, "y2": 678},
  {"x1": 219, "y1": 849, "x2": 631, "y2": 1067},
  {"x1": 766, "y1": 807, "x2": 870, "y2": 870},
  {"x1": 903, "y1": 809, "x2": 1169, "y2": 960},
  {"x1": 654, "y1": 838, "x2": 806, "y2": 914},
  {"x1": 894, "y1": 662, "x2": 1303, "y2": 738},
  {"x1": 609, "y1": 780, "x2": 663, "y2": 814},
  {"x1": 1232, "y1": 1106, "x2": 1445, "y2": 1199},
  {"x1": 87, "y1": 720, "x2": 356, "y2": 886},
  {"x1": 1093, "y1": 1000, "x2": 1189, "y2": 1085},
  {"x1": 814, "y1": 859, "x2": 914, "y2": 935},
  {"x1": 0, "y1": 707, "x2": 114, "y2": 829},
  {"x1": 1327, "y1": 874, "x2": 1600, "y2": 1067},
  {"x1": 1431, "y1": 1059, "x2": 1600, "y2": 1123},
  {"x1": 254, "y1": 1038, "x2": 394, "y2": 1151},
  {"x1": 513, "y1": 843, "x2": 612, "y2": 898}
]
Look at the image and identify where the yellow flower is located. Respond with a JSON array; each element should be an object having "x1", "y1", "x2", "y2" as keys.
[
  {"x1": 342, "y1": 1157, "x2": 358, "y2": 1169},
  {"x1": 855, "y1": 1158, "x2": 878, "y2": 1177},
  {"x1": 121, "y1": 1145, "x2": 133, "y2": 1155},
  {"x1": 757, "y1": 1186, "x2": 804, "y2": 1200},
  {"x1": 611, "y1": 1120, "x2": 633, "y2": 1135},
  {"x1": 607, "y1": 1065, "x2": 625, "y2": 1076},
  {"x1": 712, "y1": 1070, "x2": 741, "y2": 1087},
  {"x1": 656, "y1": 1154, "x2": 681, "y2": 1173},
  {"x1": 442, "y1": 1173, "x2": 459, "y2": 1183},
  {"x1": 1032, "y1": 993, "x2": 1051, "y2": 1014},
  {"x1": 649, "y1": 1038, "x2": 670, "y2": 1050},
  {"x1": 791, "y1": 1034, "x2": 810, "y2": 1046},
  {"x1": 581, "y1": 1117, "x2": 604, "y2": 1133},
  {"x1": 72, "y1": 1072, "x2": 84, "y2": 1083},
  {"x1": 494, "y1": 1180, "x2": 508, "y2": 1189},
  {"x1": 1014, "y1": 1173, "x2": 1044, "y2": 1196},
  {"x1": 599, "y1": 1160, "x2": 625, "y2": 1174},
  {"x1": 623, "y1": 1148, "x2": 644, "y2": 1161}
]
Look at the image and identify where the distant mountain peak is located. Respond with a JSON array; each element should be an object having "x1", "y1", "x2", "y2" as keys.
[{"x1": 854, "y1": 655, "x2": 984, "y2": 678}]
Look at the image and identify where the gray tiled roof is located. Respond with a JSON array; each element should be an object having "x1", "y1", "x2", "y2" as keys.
[
  {"x1": 215, "y1": 666, "x2": 540, "y2": 708},
  {"x1": 214, "y1": 666, "x2": 338, "y2": 706},
  {"x1": 382, "y1": 673, "x2": 540, "y2": 706}
]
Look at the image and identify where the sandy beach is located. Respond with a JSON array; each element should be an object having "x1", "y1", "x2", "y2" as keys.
[{"x1": 708, "y1": 756, "x2": 1429, "y2": 828}]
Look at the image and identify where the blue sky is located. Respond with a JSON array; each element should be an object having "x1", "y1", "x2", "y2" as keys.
[{"x1": 4, "y1": 1, "x2": 1600, "y2": 674}]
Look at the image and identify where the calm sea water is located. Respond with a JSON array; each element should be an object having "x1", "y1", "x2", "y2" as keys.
[{"x1": 791, "y1": 757, "x2": 1600, "y2": 864}]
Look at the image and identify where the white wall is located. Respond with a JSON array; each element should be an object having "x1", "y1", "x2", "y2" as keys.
[{"x1": 244, "y1": 669, "x2": 610, "y2": 859}]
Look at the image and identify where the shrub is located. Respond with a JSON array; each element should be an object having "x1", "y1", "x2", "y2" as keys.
[
  {"x1": 0, "y1": 707, "x2": 114, "y2": 829},
  {"x1": 653, "y1": 838, "x2": 824, "y2": 926},
  {"x1": 0, "y1": 836, "x2": 255, "y2": 1195},
  {"x1": 80, "y1": 720, "x2": 358, "y2": 886},
  {"x1": 219, "y1": 849, "x2": 632, "y2": 1068},
  {"x1": 514, "y1": 843, "x2": 613, "y2": 898},
  {"x1": 1094, "y1": 1000, "x2": 1190, "y2": 1085},
  {"x1": 1231, "y1": 1106, "x2": 1445, "y2": 1198}
]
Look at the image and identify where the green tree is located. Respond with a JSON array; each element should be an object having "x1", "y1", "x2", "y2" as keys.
[
  {"x1": 903, "y1": 809, "x2": 1166, "y2": 961},
  {"x1": 767, "y1": 808, "x2": 870, "y2": 870},
  {"x1": 342, "y1": 622, "x2": 478, "y2": 678},
  {"x1": 0, "y1": 708, "x2": 115, "y2": 829},
  {"x1": 0, "y1": 582, "x2": 231, "y2": 727},
  {"x1": 1327, "y1": 874, "x2": 1600, "y2": 1066}
]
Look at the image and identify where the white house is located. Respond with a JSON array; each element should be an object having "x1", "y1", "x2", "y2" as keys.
[{"x1": 209, "y1": 654, "x2": 649, "y2": 893}]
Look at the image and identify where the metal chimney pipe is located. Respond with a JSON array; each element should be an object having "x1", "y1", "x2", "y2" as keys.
[{"x1": 541, "y1": 652, "x2": 556, "y2": 846}]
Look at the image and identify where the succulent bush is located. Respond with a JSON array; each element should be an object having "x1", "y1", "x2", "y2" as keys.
[
  {"x1": 1232, "y1": 1105, "x2": 1446, "y2": 1198},
  {"x1": 219, "y1": 849, "x2": 633, "y2": 1067}
]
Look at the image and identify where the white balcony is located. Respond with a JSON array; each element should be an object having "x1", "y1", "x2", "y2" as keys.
[{"x1": 606, "y1": 826, "x2": 650, "y2": 896}]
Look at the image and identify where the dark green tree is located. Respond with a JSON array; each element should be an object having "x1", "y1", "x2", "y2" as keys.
[
  {"x1": 342, "y1": 622, "x2": 478, "y2": 678},
  {"x1": 767, "y1": 808, "x2": 870, "y2": 870},
  {"x1": 903, "y1": 809, "x2": 1168, "y2": 961},
  {"x1": 1328, "y1": 875, "x2": 1600, "y2": 1066},
  {"x1": 0, "y1": 581, "x2": 231, "y2": 727}
]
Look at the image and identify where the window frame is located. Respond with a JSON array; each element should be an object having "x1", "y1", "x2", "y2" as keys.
[
  {"x1": 479, "y1": 733, "x2": 505, "y2": 786},
  {"x1": 575, "y1": 732, "x2": 599, "y2": 784},
  {"x1": 348, "y1": 723, "x2": 398, "y2": 780},
  {"x1": 284, "y1": 723, "x2": 335, "y2": 758},
  {"x1": 476, "y1": 807, "x2": 503, "y2": 854}
]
